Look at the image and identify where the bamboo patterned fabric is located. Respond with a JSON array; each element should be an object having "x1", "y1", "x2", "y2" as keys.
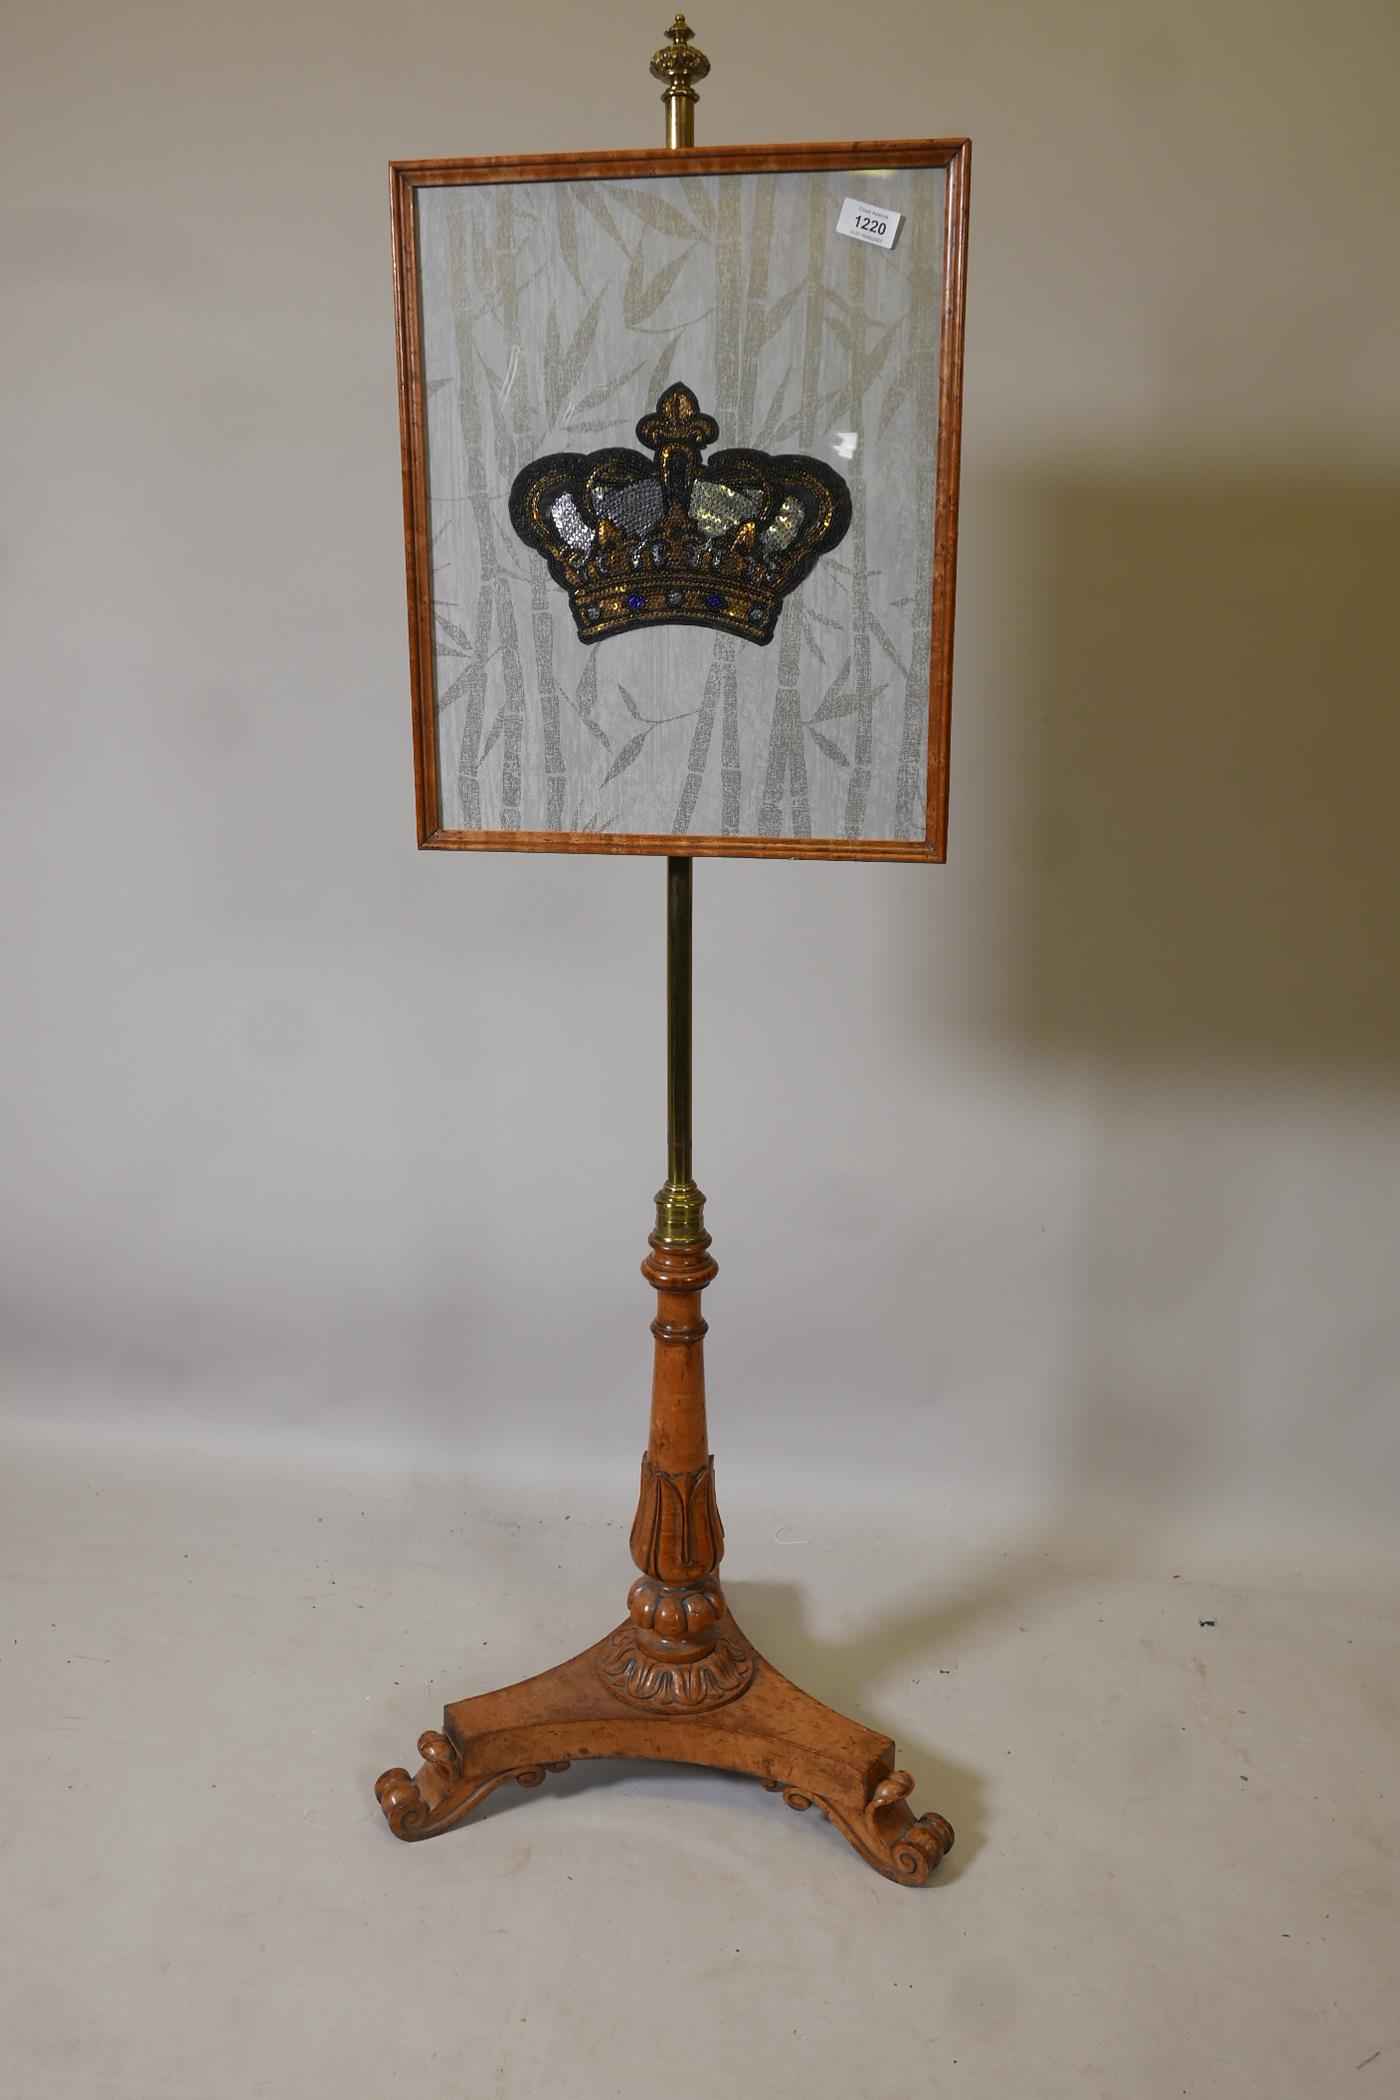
[{"x1": 416, "y1": 165, "x2": 946, "y2": 843}]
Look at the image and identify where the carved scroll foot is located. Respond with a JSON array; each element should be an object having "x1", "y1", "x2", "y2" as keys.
[
  {"x1": 373, "y1": 1731, "x2": 572, "y2": 1842},
  {"x1": 764, "y1": 1769, "x2": 955, "y2": 1886},
  {"x1": 374, "y1": 1617, "x2": 953, "y2": 1886}
]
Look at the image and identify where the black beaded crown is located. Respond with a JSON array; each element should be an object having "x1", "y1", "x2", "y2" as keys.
[{"x1": 508, "y1": 382, "x2": 852, "y2": 647}]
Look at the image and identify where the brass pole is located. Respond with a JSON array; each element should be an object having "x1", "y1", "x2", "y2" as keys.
[
  {"x1": 665, "y1": 853, "x2": 693, "y2": 1193},
  {"x1": 650, "y1": 14, "x2": 710, "y2": 1247}
]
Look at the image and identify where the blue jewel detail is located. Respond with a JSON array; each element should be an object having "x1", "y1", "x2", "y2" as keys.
[
  {"x1": 625, "y1": 591, "x2": 645, "y2": 611},
  {"x1": 706, "y1": 591, "x2": 723, "y2": 610}
]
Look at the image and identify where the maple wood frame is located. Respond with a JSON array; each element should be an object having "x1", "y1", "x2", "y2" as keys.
[{"x1": 390, "y1": 138, "x2": 971, "y2": 862}]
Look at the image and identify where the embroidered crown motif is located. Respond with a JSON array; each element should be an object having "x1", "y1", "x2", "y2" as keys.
[{"x1": 508, "y1": 382, "x2": 852, "y2": 647}]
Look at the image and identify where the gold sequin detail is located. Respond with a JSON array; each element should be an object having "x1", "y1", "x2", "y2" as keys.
[
  {"x1": 689, "y1": 481, "x2": 762, "y2": 538},
  {"x1": 762, "y1": 495, "x2": 803, "y2": 552}
]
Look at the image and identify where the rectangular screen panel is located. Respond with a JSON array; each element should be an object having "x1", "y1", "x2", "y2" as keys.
[{"x1": 392, "y1": 141, "x2": 969, "y2": 860}]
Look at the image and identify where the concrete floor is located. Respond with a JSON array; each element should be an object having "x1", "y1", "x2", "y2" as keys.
[{"x1": 2, "y1": 1435, "x2": 1396, "y2": 2100}]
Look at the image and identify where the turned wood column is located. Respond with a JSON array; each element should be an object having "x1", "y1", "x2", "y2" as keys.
[
  {"x1": 595, "y1": 860, "x2": 753, "y2": 1711},
  {"x1": 628, "y1": 1231, "x2": 725, "y2": 1643}
]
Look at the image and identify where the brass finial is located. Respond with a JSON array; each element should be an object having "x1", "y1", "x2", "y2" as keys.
[{"x1": 650, "y1": 14, "x2": 709, "y2": 149}]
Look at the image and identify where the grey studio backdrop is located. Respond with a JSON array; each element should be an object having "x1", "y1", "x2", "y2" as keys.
[{"x1": 3, "y1": 0, "x2": 1399, "y2": 1550}]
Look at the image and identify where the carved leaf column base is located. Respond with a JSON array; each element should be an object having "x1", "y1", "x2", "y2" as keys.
[
  {"x1": 374, "y1": 1615, "x2": 954, "y2": 1886},
  {"x1": 595, "y1": 1617, "x2": 754, "y2": 1709},
  {"x1": 603, "y1": 1449, "x2": 756, "y2": 1711}
]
